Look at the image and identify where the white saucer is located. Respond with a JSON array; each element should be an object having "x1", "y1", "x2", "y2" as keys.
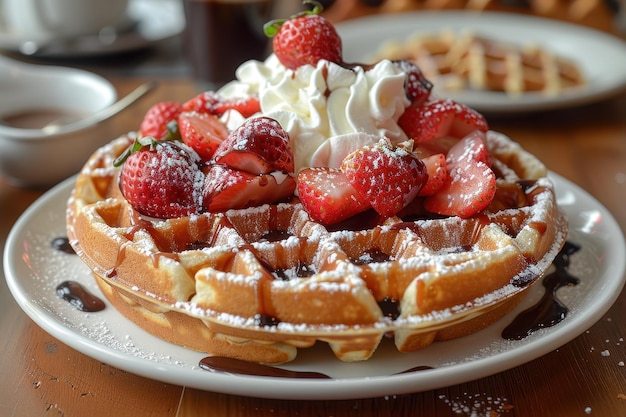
[
  {"x1": 336, "y1": 11, "x2": 626, "y2": 113},
  {"x1": 4, "y1": 174, "x2": 625, "y2": 400},
  {"x1": 0, "y1": 0, "x2": 185, "y2": 57}
]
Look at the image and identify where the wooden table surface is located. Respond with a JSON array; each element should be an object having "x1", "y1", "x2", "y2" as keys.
[{"x1": 2, "y1": 73, "x2": 626, "y2": 417}]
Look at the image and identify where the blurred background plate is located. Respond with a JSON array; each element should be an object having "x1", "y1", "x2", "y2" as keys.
[{"x1": 336, "y1": 11, "x2": 626, "y2": 113}]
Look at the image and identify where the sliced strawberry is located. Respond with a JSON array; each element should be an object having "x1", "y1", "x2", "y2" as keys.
[
  {"x1": 449, "y1": 102, "x2": 489, "y2": 138},
  {"x1": 178, "y1": 111, "x2": 229, "y2": 162},
  {"x1": 446, "y1": 130, "x2": 492, "y2": 168},
  {"x1": 423, "y1": 161, "x2": 496, "y2": 218},
  {"x1": 213, "y1": 117, "x2": 294, "y2": 175},
  {"x1": 393, "y1": 59, "x2": 433, "y2": 105},
  {"x1": 398, "y1": 99, "x2": 456, "y2": 144},
  {"x1": 423, "y1": 130, "x2": 496, "y2": 218},
  {"x1": 297, "y1": 167, "x2": 370, "y2": 225},
  {"x1": 182, "y1": 91, "x2": 260, "y2": 118},
  {"x1": 341, "y1": 139, "x2": 427, "y2": 217},
  {"x1": 265, "y1": 5, "x2": 342, "y2": 70},
  {"x1": 424, "y1": 130, "x2": 496, "y2": 218},
  {"x1": 203, "y1": 165, "x2": 296, "y2": 212},
  {"x1": 139, "y1": 101, "x2": 182, "y2": 139},
  {"x1": 119, "y1": 141, "x2": 202, "y2": 219},
  {"x1": 418, "y1": 153, "x2": 448, "y2": 196},
  {"x1": 399, "y1": 98, "x2": 489, "y2": 145}
]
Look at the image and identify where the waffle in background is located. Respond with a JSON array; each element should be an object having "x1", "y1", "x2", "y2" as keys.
[
  {"x1": 370, "y1": 30, "x2": 586, "y2": 96},
  {"x1": 321, "y1": 0, "x2": 620, "y2": 34}
]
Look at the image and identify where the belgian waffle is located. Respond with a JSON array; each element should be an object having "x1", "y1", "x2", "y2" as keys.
[
  {"x1": 371, "y1": 31, "x2": 586, "y2": 96},
  {"x1": 67, "y1": 130, "x2": 567, "y2": 364}
]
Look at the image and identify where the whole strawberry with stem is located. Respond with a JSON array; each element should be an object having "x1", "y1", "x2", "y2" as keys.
[
  {"x1": 117, "y1": 138, "x2": 203, "y2": 219},
  {"x1": 264, "y1": 1, "x2": 342, "y2": 70}
]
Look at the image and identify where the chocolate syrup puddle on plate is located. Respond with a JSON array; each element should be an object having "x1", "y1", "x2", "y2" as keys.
[
  {"x1": 199, "y1": 356, "x2": 434, "y2": 379},
  {"x1": 502, "y1": 241, "x2": 581, "y2": 340},
  {"x1": 199, "y1": 356, "x2": 332, "y2": 379},
  {"x1": 51, "y1": 236, "x2": 106, "y2": 312},
  {"x1": 56, "y1": 280, "x2": 106, "y2": 312}
]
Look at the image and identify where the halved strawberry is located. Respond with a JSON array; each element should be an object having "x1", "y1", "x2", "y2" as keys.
[
  {"x1": 398, "y1": 99, "x2": 456, "y2": 144},
  {"x1": 203, "y1": 164, "x2": 296, "y2": 212},
  {"x1": 213, "y1": 117, "x2": 294, "y2": 175},
  {"x1": 446, "y1": 130, "x2": 492, "y2": 168},
  {"x1": 423, "y1": 161, "x2": 496, "y2": 218},
  {"x1": 182, "y1": 91, "x2": 260, "y2": 118},
  {"x1": 399, "y1": 98, "x2": 489, "y2": 145},
  {"x1": 424, "y1": 131, "x2": 496, "y2": 218},
  {"x1": 449, "y1": 102, "x2": 489, "y2": 138},
  {"x1": 178, "y1": 111, "x2": 229, "y2": 162},
  {"x1": 341, "y1": 139, "x2": 427, "y2": 217},
  {"x1": 140, "y1": 101, "x2": 182, "y2": 139},
  {"x1": 418, "y1": 153, "x2": 448, "y2": 196},
  {"x1": 297, "y1": 167, "x2": 370, "y2": 225},
  {"x1": 264, "y1": 5, "x2": 342, "y2": 70},
  {"x1": 118, "y1": 141, "x2": 202, "y2": 219}
]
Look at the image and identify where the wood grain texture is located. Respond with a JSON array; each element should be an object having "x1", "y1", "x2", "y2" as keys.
[{"x1": 1, "y1": 77, "x2": 625, "y2": 417}]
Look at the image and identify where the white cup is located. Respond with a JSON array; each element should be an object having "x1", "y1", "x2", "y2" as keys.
[{"x1": 3, "y1": 0, "x2": 130, "y2": 39}]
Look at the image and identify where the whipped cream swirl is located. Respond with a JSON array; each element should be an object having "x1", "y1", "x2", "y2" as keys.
[{"x1": 218, "y1": 54, "x2": 410, "y2": 171}]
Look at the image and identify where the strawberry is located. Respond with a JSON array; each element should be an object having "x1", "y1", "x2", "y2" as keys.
[
  {"x1": 449, "y1": 102, "x2": 489, "y2": 138},
  {"x1": 178, "y1": 111, "x2": 229, "y2": 161},
  {"x1": 118, "y1": 141, "x2": 202, "y2": 219},
  {"x1": 398, "y1": 99, "x2": 456, "y2": 144},
  {"x1": 341, "y1": 139, "x2": 427, "y2": 217},
  {"x1": 398, "y1": 98, "x2": 489, "y2": 144},
  {"x1": 418, "y1": 153, "x2": 448, "y2": 196},
  {"x1": 140, "y1": 101, "x2": 182, "y2": 139},
  {"x1": 423, "y1": 132, "x2": 496, "y2": 218},
  {"x1": 446, "y1": 130, "x2": 492, "y2": 168},
  {"x1": 264, "y1": 4, "x2": 342, "y2": 70},
  {"x1": 297, "y1": 167, "x2": 370, "y2": 225},
  {"x1": 213, "y1": 117, "x2": 294, "y2": 175},
  {"x1": 203, "y1": 164, "x2": 296, "y2": 212},
  {"x1": 393, "y1": 60, "x2": 432, "y2": 105},
  {"x1": 423, "y1": 161, "x2": 496, "y2": 218},
  {"x1": 182, "y1": 91, "x2": 260, "y2": 118}
]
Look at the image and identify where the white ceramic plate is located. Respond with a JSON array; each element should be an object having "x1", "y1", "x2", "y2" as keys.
[
  {"x1": 4, "y1": 174, "x2": 625, "y2": 400},
  {"x1": 0, "y1": 0, "x2": 185, "y2": 57},
  {"x1": 336, "y1": 11, "x2": 626, "y2": 113}
]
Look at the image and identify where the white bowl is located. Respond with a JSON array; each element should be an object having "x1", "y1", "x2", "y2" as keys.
[{"x1": 0, "y1": 56, "x2": 117, "y2": 188}]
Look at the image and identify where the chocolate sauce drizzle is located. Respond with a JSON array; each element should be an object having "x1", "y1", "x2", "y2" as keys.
[
  {"x1": 502, "y1": 241, "x2": 581, "y2": 340},
  {"x1": 199, "y1": 242, "x2": 582, "y2": 379},
  {"x1": 51, "y1": 236, "x2": 106, "y2": 312}
]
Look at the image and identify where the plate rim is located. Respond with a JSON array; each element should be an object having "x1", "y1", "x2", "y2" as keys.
[
  {"x1": 4, "y1": 172, "x2": 626, "y2": 400},
  {"x1": 336, "y1": 10, "x2": 626, "y2": 113}
]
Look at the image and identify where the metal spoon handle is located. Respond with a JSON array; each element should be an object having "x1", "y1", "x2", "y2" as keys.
[
  {"x1": 41, "y1": 80, "x2": 157, "y2": 134},
  {"x1": 93, "y1": 80, "x2": 158, "y2": 123}
]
